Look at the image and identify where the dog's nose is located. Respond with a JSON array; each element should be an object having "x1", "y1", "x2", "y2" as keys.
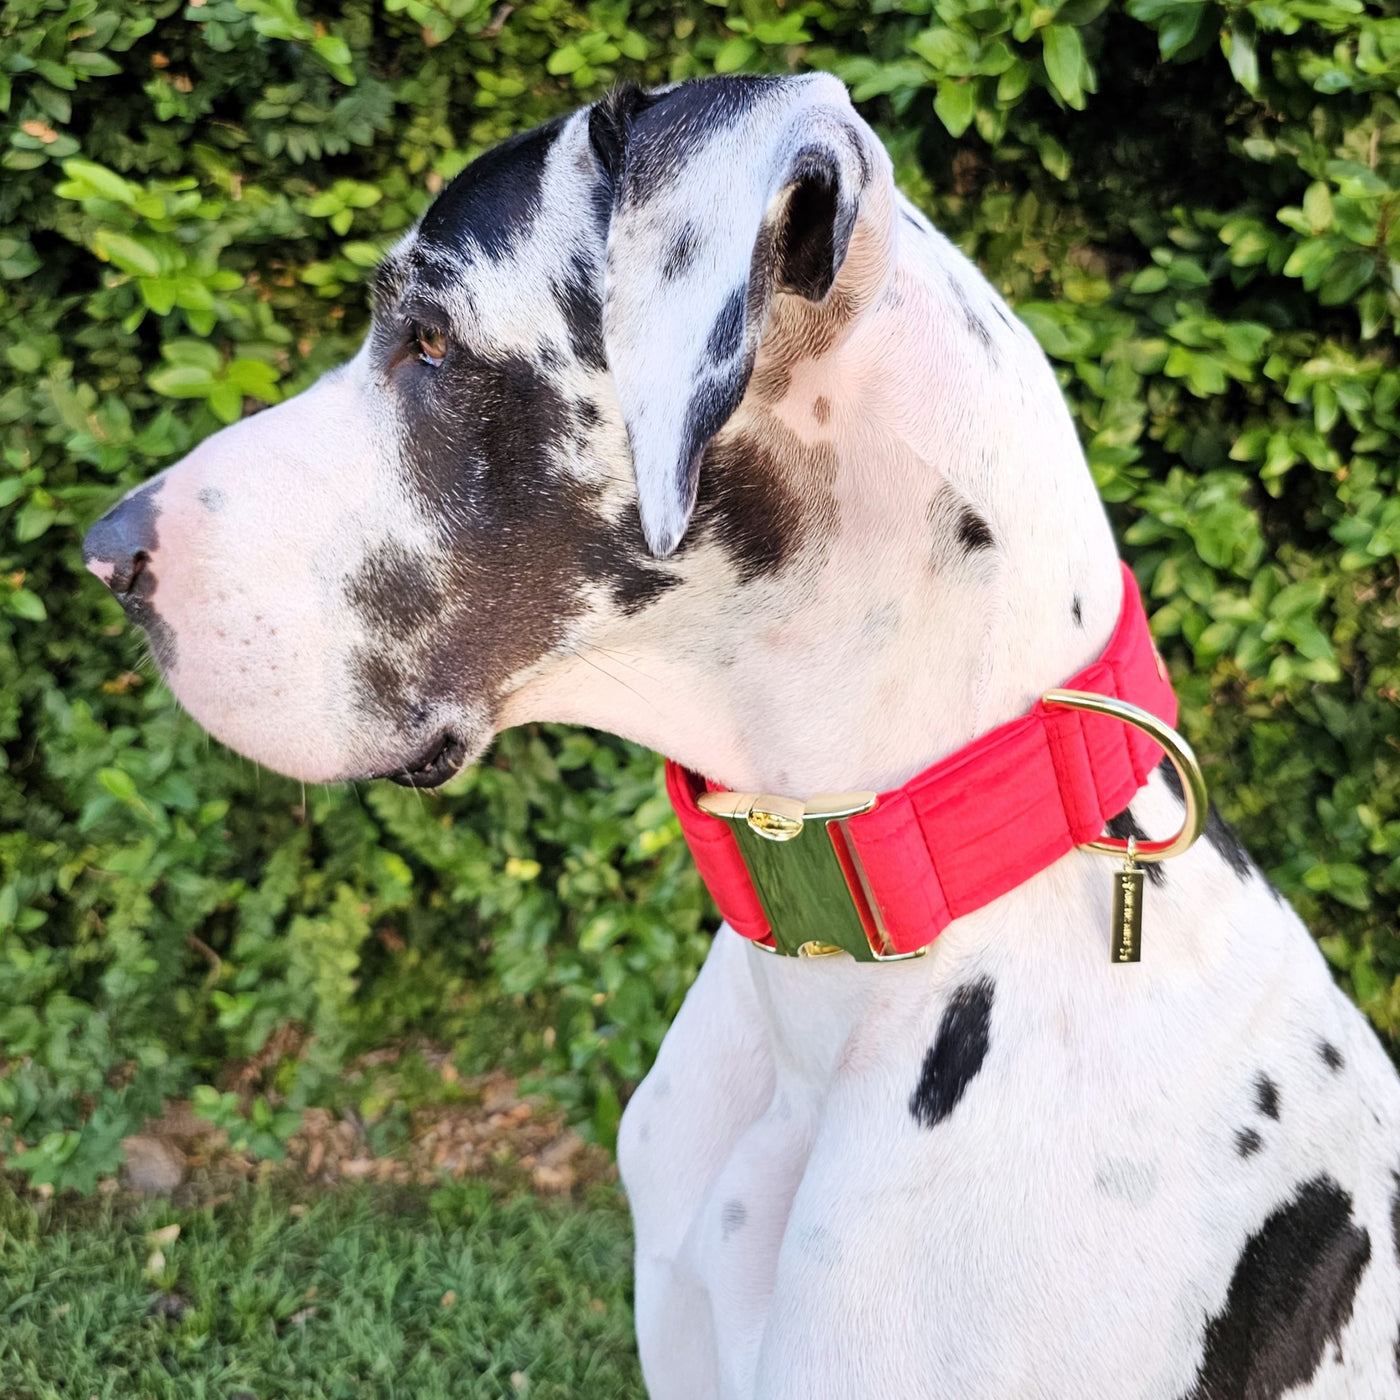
[{"x1": 83, "y1": 490, "x2": 158, "y2": 597}]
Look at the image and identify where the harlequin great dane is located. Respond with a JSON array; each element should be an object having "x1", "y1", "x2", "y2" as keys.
[{"x1": 84, "y1": 73, "x2": 1400, "y2": 1398}]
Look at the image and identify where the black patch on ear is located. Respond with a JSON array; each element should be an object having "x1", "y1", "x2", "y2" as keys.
[
  {"x1": 676, "y1": 360, "x2": 753, "y2": 519},
  {"x1": 1158, "y1": 758, "x2": 1255, "y2": 882},
  {"x1": 588, "y1": 83, "x2": 654, "y2": 188},
  {"x1": 1072, "y1": 593, "x2": 1083, "y2": 627},
  {"x1": 418, "y1": 118, "x2": 564, "y2": 262},
  {"x1": 552, "y1": 252, "x2": 606, "y2": 370},
  {"x1": 706, "y1": 286, "x2": 746, "y2": 363},
  {"x1": 663, "y1": 222, "x2": 698, "y2": 281},
  {"x1": 1105, "y1": 808, "x2": 1166, "y2": 887},
  {"x1": 1183, "y1": 1176, "x2": 1371, "y2": 1400},
  {"x1": 957, "y1": 506, "x2": 994, "y2": 554},
  {"x1": 1318, "y1": 1040, "x2": 1344, "y2": 1073},
  {"x1": 623, "y1": 75, "x2": 786, "y2": 207},
  {"x1": 1255, "y1": 1074, "x2": 1281, "y2": 1121},
  {"x1": 1236, "y1": 1128, "x2": 1263, "y2": 1158},
  {"x1": 909, "y1": 978, "x2": 994, "y2": 1129}
]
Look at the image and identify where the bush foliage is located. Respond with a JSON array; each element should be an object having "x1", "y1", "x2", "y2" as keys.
[{"x1": 2, "y1": 0, "x2": 1398, "y2": 1192}]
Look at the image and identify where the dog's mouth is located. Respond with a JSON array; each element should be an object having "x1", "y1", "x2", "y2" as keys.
[{"x1": 382, "y1": 731, "x2": 469, "y2": 789}]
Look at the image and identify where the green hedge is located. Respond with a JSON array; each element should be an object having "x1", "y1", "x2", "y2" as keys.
[{"x1": 2, "y1": 0, "x2": 1398, "y2": 1193}]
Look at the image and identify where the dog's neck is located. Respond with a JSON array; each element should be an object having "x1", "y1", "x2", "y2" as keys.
[{"x1": 507, "y1": 204, "x2": 1123, "y2": 799}]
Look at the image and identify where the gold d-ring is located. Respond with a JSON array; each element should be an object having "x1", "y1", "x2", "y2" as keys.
[{"x1": 1042, "y1": 688, "x2": 1208, "y2": 863}]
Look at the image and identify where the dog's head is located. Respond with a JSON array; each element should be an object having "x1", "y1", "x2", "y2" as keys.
[{"x1": 84, "y1": 74, "x2": 896, "y2": 784}]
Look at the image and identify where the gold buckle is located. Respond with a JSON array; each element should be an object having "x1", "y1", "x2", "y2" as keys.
[
  {"x1": 695, "y1": 790, "x2": 922, "y2": 961},
  {"x1": 1041, "y1": 688, "x2": 1208, "y2": 862}
]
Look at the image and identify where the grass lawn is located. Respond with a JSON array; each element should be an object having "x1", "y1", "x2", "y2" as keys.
[{"x1": 0, "y1": 1179, "x2": 643, "y2": 1399}]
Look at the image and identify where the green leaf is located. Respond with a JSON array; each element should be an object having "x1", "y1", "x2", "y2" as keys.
[
  {"x1": 90, "y1": 230, "x2": 162, "y2": 277},
  {"x1": 713, "y1": 36, "x2": 754, "y2": 72},
  {"x1": 148, "y1": 364, "x2": 216, "y2": 397},
  {"x1": 98, "y1": 767, "x2": 138, "y2": 803},
  {"x1": 5, "y1": 588, "x2": 45, "y2": 621},
  {"x1": 13, "y1": 502, "x2": 55, "y2": 541},
  {"x1": 1155, "y1": 3, "x2": 1205, "y2": 59},
  {"x1": 546, "y1": 44, "x2": 585, "y2": 75},
  {"x1": 933, "y1": 80, "x2": 976, "y2": 137},
  {"x1": 1041, "y1": 25, "x2": 1086, "y2": 107},
  {"x1": 1221, "y1": 25, "x2": 1259, "y2": 92}
]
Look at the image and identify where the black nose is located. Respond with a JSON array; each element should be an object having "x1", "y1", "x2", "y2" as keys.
[{"x1": 84, "y1": 487, "x2": 161, "y2": 596}]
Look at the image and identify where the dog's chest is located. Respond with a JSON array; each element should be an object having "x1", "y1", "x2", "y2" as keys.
[{"x1": 621, "y1": 843, "x2": 1400, "y2": 1399}]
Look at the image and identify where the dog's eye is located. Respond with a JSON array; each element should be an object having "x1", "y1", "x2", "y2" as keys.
[{"x1": 413, "y1": 324, "x2": 448, "y2": 368}]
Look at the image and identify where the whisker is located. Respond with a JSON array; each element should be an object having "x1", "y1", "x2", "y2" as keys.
[{"x1": 572, "y1": 649, "x2": 654, "y2": 711}]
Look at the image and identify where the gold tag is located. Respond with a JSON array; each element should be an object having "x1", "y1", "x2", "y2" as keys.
[{"x1": 1111, "y1": 859, "x2": 1143, "y2": 963}]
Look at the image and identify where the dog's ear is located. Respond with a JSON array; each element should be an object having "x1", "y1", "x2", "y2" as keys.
[{"x1": 592, "y1": 74, "x2": 881, "y2": 558}]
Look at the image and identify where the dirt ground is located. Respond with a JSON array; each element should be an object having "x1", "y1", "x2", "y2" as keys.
[{"x1": 115, "y1": 1051, "x2": 617, "y2": 1206}]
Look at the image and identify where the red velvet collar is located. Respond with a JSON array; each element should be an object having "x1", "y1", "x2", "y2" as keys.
[{"x1": 666, "y1": 562, "x2": 1175, "y2": 958}]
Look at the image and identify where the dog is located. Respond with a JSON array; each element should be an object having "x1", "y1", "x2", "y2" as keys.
[{"x1": 84, "y1": 73, "x2": 1400, "y2": 1398}]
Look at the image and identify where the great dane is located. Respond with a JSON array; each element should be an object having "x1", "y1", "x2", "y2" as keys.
[{"x1": 84, "y1": 74, "x2": 1400, "y2": 1398}]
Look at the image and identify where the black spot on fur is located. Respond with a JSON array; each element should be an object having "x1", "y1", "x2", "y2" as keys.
[
  {"x1": 348, "y1": 644, "x2": 416, "y2": 727},
  {"x1": 1236, "y1": 1128, "x2": 1263, "y2": 1158},
  {"x1": 690, "y1": 419, "x2": 835, "y2": 585},
  {"x1": 83, "y1": 482, "x2": 177, "y2": 670},
  {"x1": 1158, "y1": 758, "x2": 1255, "y2": 882},
  {"x1": 989, "y1": 298, "x2": 1018, "y2": 332},
  {"x1": 198, "y1": 486, "x2": 225, "y2": 513},
  {"x1": 909, "y1": 978, "x2": 994, "y2": 1129},
  {"x1": 418, "y1": 118, "x2": 564, "y2": 261},
  {"x1": 956, "y1": 506, "x2": 994, "y2": 554},
  {"x1": 949, "y1": 277, "x2": 995, "y2": 354},
  {"x1": 663, "y1": 222, "x2": 698, "y2": 281},
  {"x1": 1105, "y1": 807, "x2": 1167, "y2": 887},
  {"x1": 1071, "y1": 593, "x2": 1083, "y2": 627},
  {"x1": 1319, "y1": 1040, "x2": 1345, "y2": 1073},
  {"x1": 1389, "y1": 1173, "x2": 1400, "y2": 1376},
  {"x1": 1255, "y1": 1074, "x2": 1280, "y2": 1121},
  {"x1": 583, "y1": 522, "x2": 681, "y2": 617},
  {"x1": 1183, "y1": 1176, "x2": 1371, "y2": 1400},
  {"x1": 345, "y1": 542, "x2": 444, "y2": 636},
  {"x1": 552, "y1": 252, "x2": 606, "y2": 370},
  {"x1": 720, "y1": 1199, "x2": 747, "y2": 1241},
  {"x1": 706, "y1": 286, "x2": 746, "y2": 364}
]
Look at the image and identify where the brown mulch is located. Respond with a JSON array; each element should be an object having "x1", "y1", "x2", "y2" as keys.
[{"x1": 111, "y1": 1067, "x2": 615, "y2": 1205}]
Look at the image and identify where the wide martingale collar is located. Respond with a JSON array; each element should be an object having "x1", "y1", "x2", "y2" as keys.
[{"x1": 667, "y1": 562, "x2": 1181, "y2": 961}]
